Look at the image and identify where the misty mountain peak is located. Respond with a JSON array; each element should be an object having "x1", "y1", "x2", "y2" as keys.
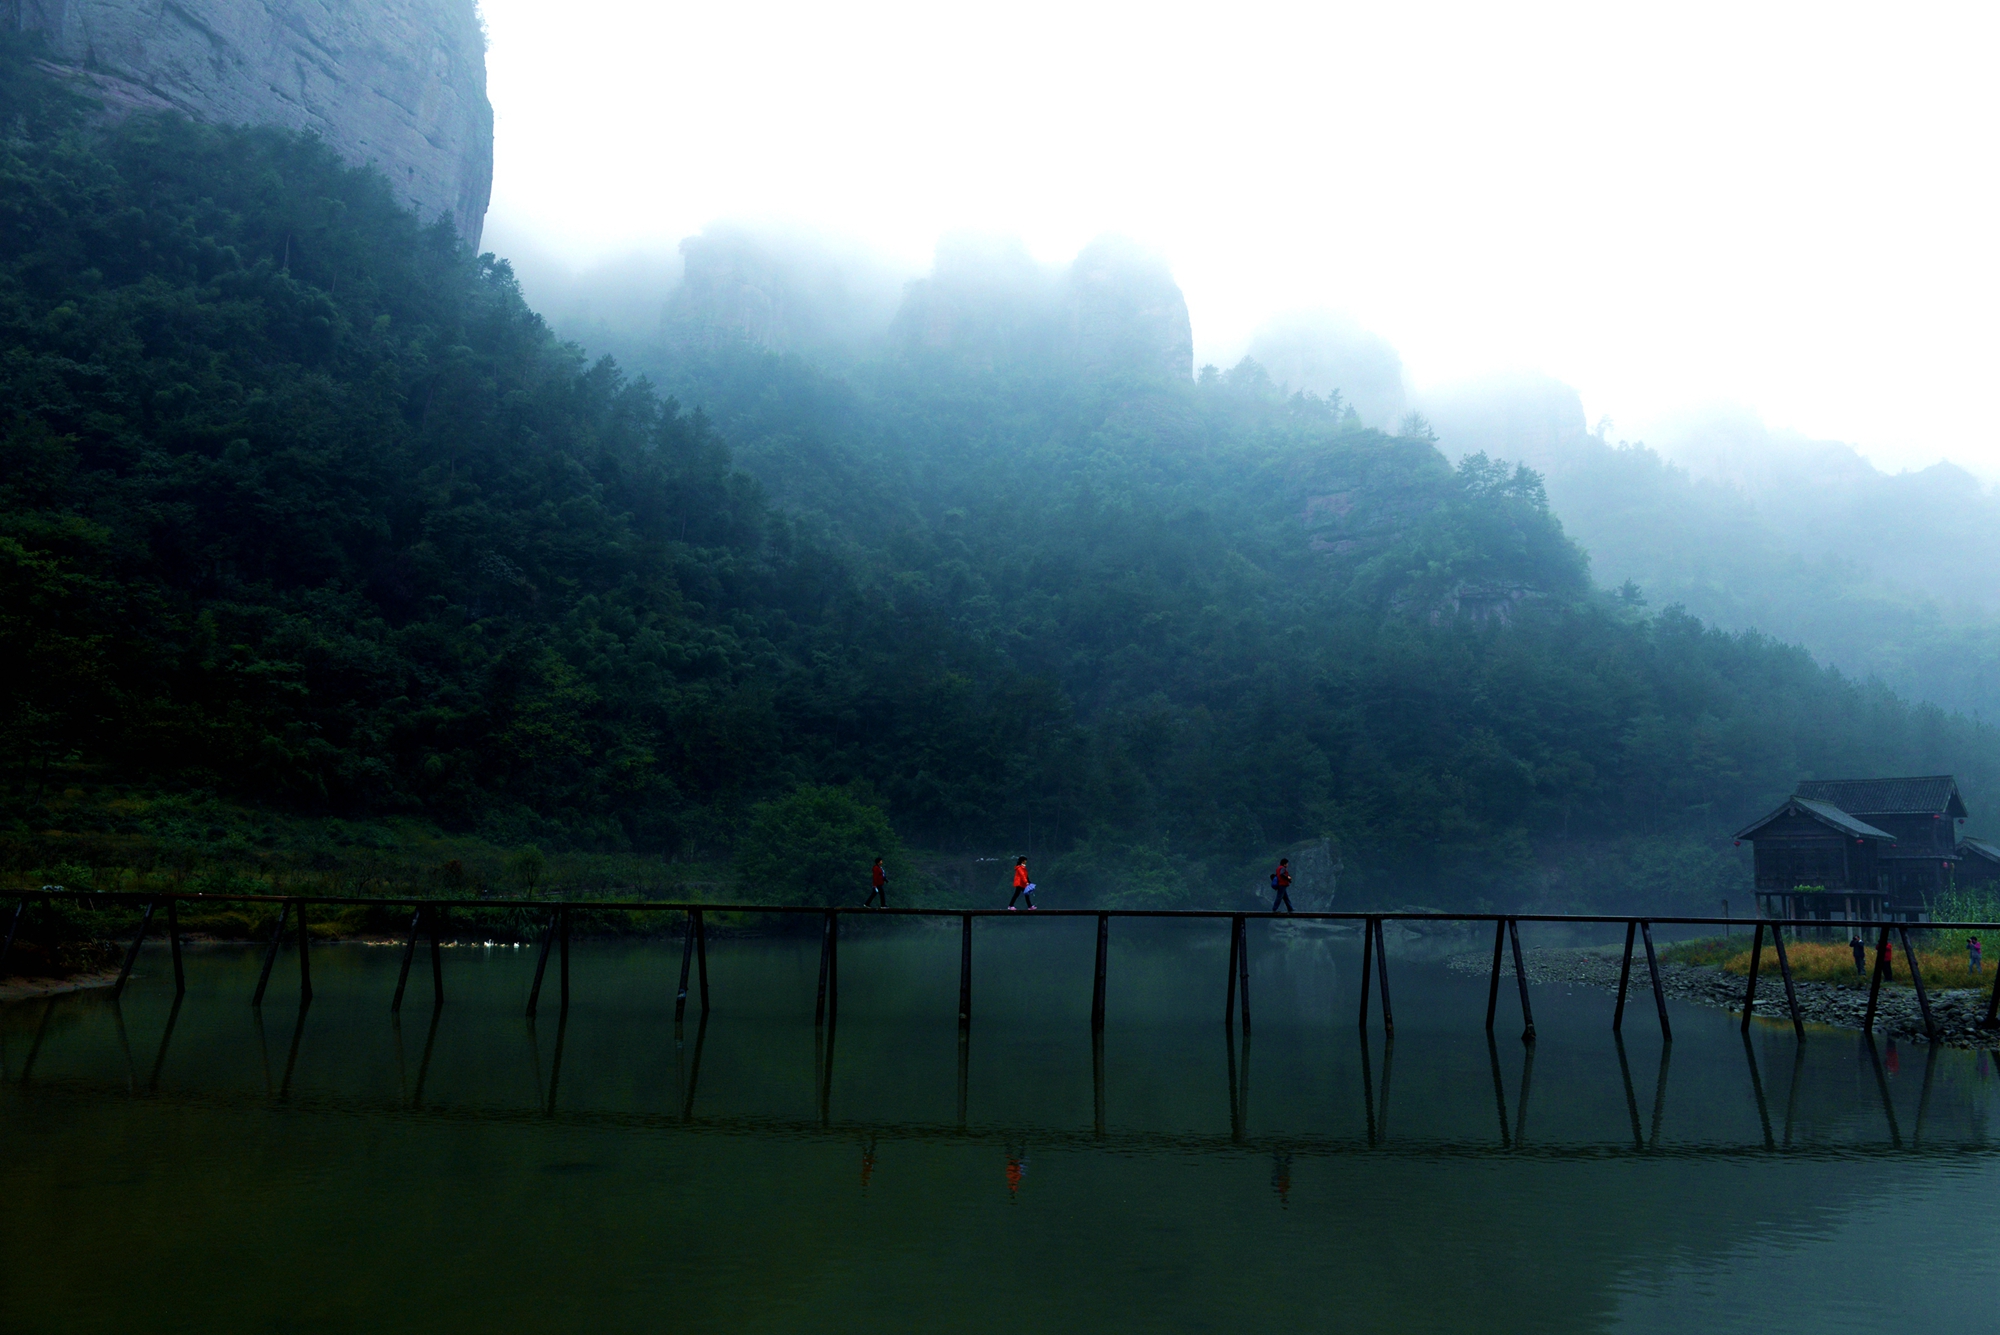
[{"x1": 893, "y1": 234, "x2": 1192, "y2": 380}]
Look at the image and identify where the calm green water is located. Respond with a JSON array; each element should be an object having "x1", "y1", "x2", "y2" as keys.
[{"x1": 5, "y1": 918, "x2": 1999, "y2": 1333}]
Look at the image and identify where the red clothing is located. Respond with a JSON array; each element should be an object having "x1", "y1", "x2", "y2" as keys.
[
  {"x1": 1013, "y1": 864, "x2": 1029, "y2": 889},
  {"x1": 1272, "y1": 864, "x2": 1292, "y2": 889},
  {"x1": 871, "y1": 862, "x2": 886, "y2": 889}
]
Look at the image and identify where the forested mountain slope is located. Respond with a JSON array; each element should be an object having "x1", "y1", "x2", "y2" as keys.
[
  {"x1": 4, "y1": 42, "x2": 1994, "y2": 912},
  {"x1": 1423, "y1": 377, "x2": 2000, "y2": 724}
]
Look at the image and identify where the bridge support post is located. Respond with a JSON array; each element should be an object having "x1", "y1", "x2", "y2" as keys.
[
  {"x1": 0, "y1": 896, "x2": 26, "y2": 978},
  {"x1": 295, "y1": 900, "x2": 312, "y2": 1006},
  {"x1": 1982, "y1": 943, "x2": 2000, "y2": 1029},
  {"x1": 1898, "y1": 926, "x2": 1937, "y2": 1043},
  {"x1": 1485, "y1": 919, "x2": 1505, "y2": 1033},
  {"x1": 525, "y1": 910, "x2": 557, "y2": 1017},
  {"x1": 1863, "y1": 924, "x2": 1891, "y2": 1033},
  {"x1": 1374, "y1": 915, "x2": 1394, "y2": 1037},
  {"x1": 251, "y1": 901, "x2": 290, "y2": 1006},
  {"x1": 394, "y1": 908, "x2": 422, "y2": 1013},
  {"x1": 695, "y1": 908, "x2": 710, "y2": 1016},
  {"x1": 816, "y1": 910, "x2": 834, "y2": 1027},
  {"x1": 1612, "y1": 921, "x2": 1636, "y2": 1031},
  {"x1": 1091, "y1": 913, "x2": 1108, "y2": 1032},
  {"x1": 1225, "y1": 915, "x2": 1241, "y2": 1029},
  {"x1": 1357, "y1": 917, "x2": 1374, "y2": 1032},
  {"x1": 676, "y1": 909, "x2": 696, "y2": 1024},
  {"x1": 958, "y1": 913, "x2": 972, "y2": 1029},
  {"x1": 112, "y1": 899, "x2": 155, "y2": 1000},
  {"x1": 1639, "y1": 920, "x2": 1667, "y2": 1041},
  {"x1": 428, "y1": 905, "x2": 445, "y2": 1007},
  {"x1": 558, "y1": 906, "x2": 570, "y2": 1014},
  {"x1": 1508, "y1": 917, "x2": 1537, "y2": 1043},
  {"x1": 1740, "y1": 921, "x2": 1766, "y2": 1033},
  {"x1": 1771, "y1": 922, "x2": 1804, "y2": 1039},
  {"x1": 1236, "y1": 914, "x2": 1251, "y2": 1036},
  {"x1": 166, "y1": 898, "x2": 184, "y2": 997}
]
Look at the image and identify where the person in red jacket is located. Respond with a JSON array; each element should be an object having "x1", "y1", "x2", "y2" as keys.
[
  {"x1": 863, "y1": 856, "x2": 887, "y2": 908},
  {"x1": 1006, "y1": 857, "x2": 1036, "y2": 910},
  {"x1": 1270, "y1": 857, "x2": 1294, "y2": 913}
]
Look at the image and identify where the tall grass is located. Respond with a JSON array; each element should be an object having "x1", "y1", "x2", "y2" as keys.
[{"x1": 1666, "y1": 934, "x2": 1995, "y2": 991}]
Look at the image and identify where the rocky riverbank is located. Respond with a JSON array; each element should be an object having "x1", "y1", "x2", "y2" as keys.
[{"x1": 1447, "y1": 945, "x2": 2000, "y2": 1048}]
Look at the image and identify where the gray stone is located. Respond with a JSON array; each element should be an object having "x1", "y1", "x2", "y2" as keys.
[{"x1": 6, "y1": 0, "x2": 491, "y2": 244}]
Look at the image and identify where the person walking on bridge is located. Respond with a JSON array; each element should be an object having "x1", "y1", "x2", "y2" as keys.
[
  {"x1": 1851, "y1": 933, "x2": 1867, "y2": 974},
  {"x1": 1006, "y1": 857, "x2": 1036, "y2": 910},
  {"x1": 1269, "y1": 858, "x2": 1294, "y2": 913},
  {"x1": 863, "y1": 857, "x2": 888, "y2": 909}
]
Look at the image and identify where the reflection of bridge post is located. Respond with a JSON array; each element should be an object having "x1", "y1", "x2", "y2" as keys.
[
  {"x1": 278, "y1": 999, "x2": 311, "y2": 1101},
  {"x1": 681, "y1": 1012, "x2": 707, "y2": 1122},
  {"x1": 1226, "y1": 1027, "x2": 1244, "y2": 1143},
  {"x1": 544, "y1": 1008, "x2": 567, "y2": 1117},
  {"x1": 1486, "y1": 1032, "x2": 1511, "y2": 1148},
  {"x1": 1613, "y1": 1032, "x2": 1642, "y2": 1150},
  {"x1": 1782, "y1": 1040, "x2": 1805, "y2": 1148},
  {"x1": 1512, "y1": 1038, "x2": 1533, "y2": 1146},
  {"x1": 1862, "y1": 1034, "x2": 1902, "y2": 1146},
  {"x1": 1649, "y1": 1039, "x2": 1672, "y2": 1148},
  {"x1": 956, "y1": 1028, "x2": 968, "y2": 1129},
  {"x1": 1914, "y1": 1041, "x2": 1938, "y2": 1145},
  {"x1": 1092, "y1": 1030, "x2": 1105, "y2": 1139},
  {"x1": 148, "y1": 993, "x2": 183, "y2": 1092},
  {"x1": 1742, "y1": 1032, "x2": 1774, "y2": 1149},
  {"x1": 409, "y1": 1004, "x2": 439, "y2": 1108}
]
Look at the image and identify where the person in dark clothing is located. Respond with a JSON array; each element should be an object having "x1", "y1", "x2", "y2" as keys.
[
  {"x1": 1851, "y1": 933, "x2": 1867, "y2": 974},
  {"x1": 863, "y1": 857, "x2": 888, "y2": 908},
  {"x1": 1269, "y1": 858, "x2": 1294, "y2": 913}
]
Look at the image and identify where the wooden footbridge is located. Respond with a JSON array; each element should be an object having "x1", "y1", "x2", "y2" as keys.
[{"x1": 6, "y1": 892, "x2": 2000, "y2": 1046}]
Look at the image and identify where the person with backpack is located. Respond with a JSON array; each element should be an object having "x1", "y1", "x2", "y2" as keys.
[
  {"x1": 1006, "y1": 857, "x2": 1036, "y2": 910},
  {"x1": 863, "y1": 856, "x2": 888, "y2": 908},
  {"x1": 1269, "y1": 857, "x2": 1294, "y2": 913}
]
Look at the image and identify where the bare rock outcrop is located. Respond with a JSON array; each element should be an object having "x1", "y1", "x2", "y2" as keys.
[{"x1": 6, "y1": 0, "x2": 492, "y2": 244}]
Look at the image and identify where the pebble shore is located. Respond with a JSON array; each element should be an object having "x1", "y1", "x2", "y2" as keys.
[{"x1": 1446, "y1": 946, "x2": 2000, "y2": 1048}]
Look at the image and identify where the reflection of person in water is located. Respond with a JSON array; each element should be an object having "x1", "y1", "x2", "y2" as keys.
[
  {"x1": 860, "y1": 1136, "x2": 878, "y2": 1192},
  {"x1": 1270, "y1": 1151, "x2": 1293, "y2": 1208},
  {"x1": 1005, "y1": 1147, "x2": 1029, "y2": 1198}
]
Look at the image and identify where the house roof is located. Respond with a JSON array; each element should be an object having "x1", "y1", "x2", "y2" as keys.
[
  {"x1": 1794, "y1": 775, "x2": 1967, "y2": 819},
  {"x1": 1734, "y1": 796, "x2": 1898, "y2": 843},
  {"x1": 1961, "y1": 837, "x2": 2000, "y2": 867}
]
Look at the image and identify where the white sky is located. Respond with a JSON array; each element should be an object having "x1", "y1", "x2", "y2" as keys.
[{"x1": 479, "y1": 0, "x2": 2000, "y2": 476}]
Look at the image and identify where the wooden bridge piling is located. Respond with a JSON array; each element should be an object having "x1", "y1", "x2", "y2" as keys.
[
  {"x1": 427, "y1": 907, "x2": 445, "y2": 1008},
  {"x1": 1639, "y1": 921, "x2": 1667, "y2": 1041},
  {"x1": 1740, "y1": 921, "x2": 1766, "y2": 1033},
  {"x1": 250, "y1": 900, "x2": 289, "y2": 1007},
  {"x1": 675, "y1": 910, "x2": 696, "y2": 1023},
  {"x1": 111, "y1": 899, "x2": 154, "y2": 1000},
  {"x1": 524, "y1": 911, "x2": 556, "y2": 1017},
  {"x1": 1612, "y1": 921, "x2": 1636, "y2": 1032},
  {"x1": 1357, "y1": 917, "x2": 1374, "y2": 1032},
  {"x1": 295, "y1": 900, "x2": 312, "y2": 1006},
  {"x1": 1770, "y1": 923, "x2": 1804, "y2": 1038},
  {"x1": 1090, "y1": 913, "x2": 1109, "y2": 1032},
  {"x1": 1898, "y1": 925, "x2": 1937, "y2": 1042},
  {"x1": 957, "y1": 913, "x2": 972, "y2": 1029},
  {"x1": 0, "y1": 896, "x2": 25, "y2": 977},
  {"x1": 1508, "y1": 918, "x2": 1536, "y2": 1043},
  {"x1": 392, "y1": 909, "x2": 422, "y2": 1013},
  {"x1": 166, "y1": 899, "x2": 184, "y2": 997},
  {"x1": 1374, "y1": 916, "x2": 1394, "y2": 1037},
  {"x1": 1224, "y1": 915, "x2": 1241, "y2": 1030},
  {"x1": 1485, "y1": 919, "x2": 1505, "y2": 1033},
  {"x1": 1864, "y1": 924, "x2": 1891, "y2": 1033}
]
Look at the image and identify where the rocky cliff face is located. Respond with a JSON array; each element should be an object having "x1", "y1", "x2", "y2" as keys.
[{"x1": 5, "y1": 0, "x2": 492, "y2": 244}]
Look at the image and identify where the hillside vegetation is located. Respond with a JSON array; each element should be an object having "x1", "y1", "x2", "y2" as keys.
[{"x1": 4, "y1": 40, "x2": 1995, "y2": 913}]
